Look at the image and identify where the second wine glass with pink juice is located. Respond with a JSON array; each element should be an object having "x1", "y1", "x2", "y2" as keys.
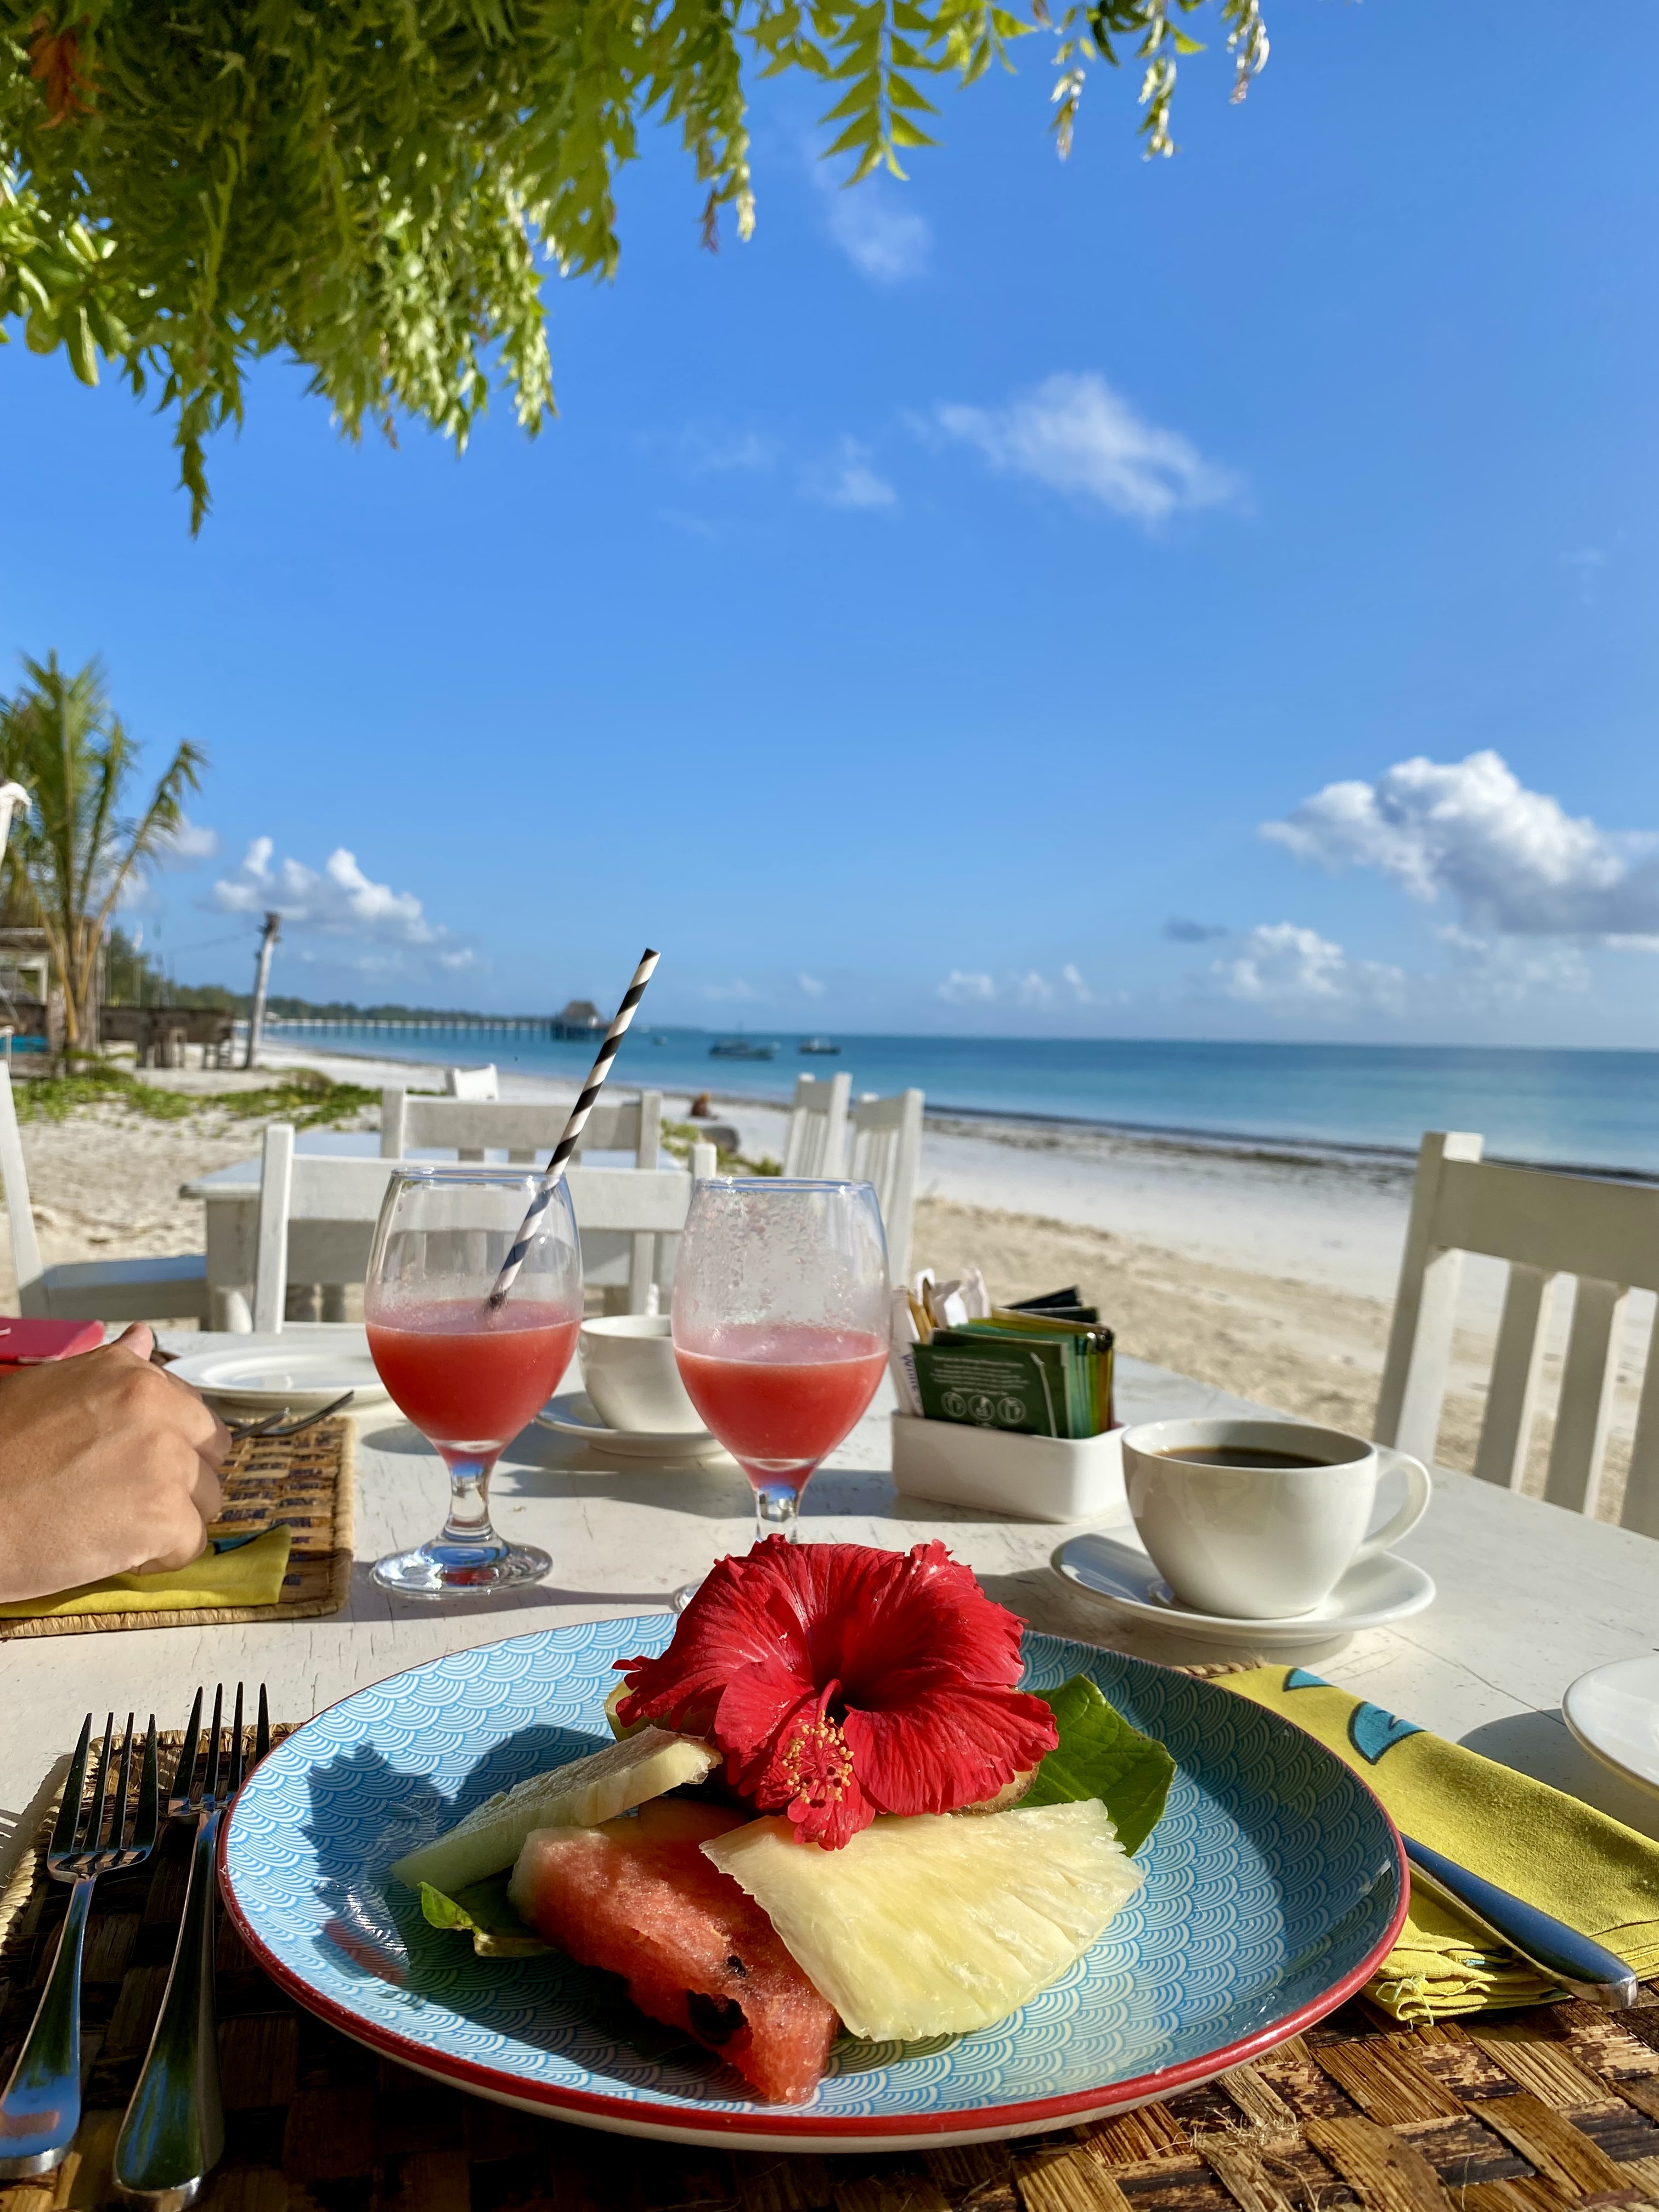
[
  {"x1": 364, "y1": 1165, "x2": 583, "y2": 1598},
  {"x1": 672, "y1": 1179, "x2": 890, "y2": 1587}
]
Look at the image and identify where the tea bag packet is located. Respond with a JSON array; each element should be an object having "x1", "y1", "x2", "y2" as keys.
[{"x1": 889, "y1": 1288, "x2": 923, "y2": 1416}]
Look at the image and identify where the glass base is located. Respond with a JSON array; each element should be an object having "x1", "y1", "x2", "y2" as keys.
[
  {"x1": 670, "y1": 1578, "x2": 701, "y2": 1613},
  {"x1": 373, "y1": 1540, "x2": 552, "y2": 1598}
]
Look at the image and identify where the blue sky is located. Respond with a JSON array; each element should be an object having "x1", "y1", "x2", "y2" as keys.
[{"x1": 3, "y1": 0, "x2": 1658, "y2": 1046}]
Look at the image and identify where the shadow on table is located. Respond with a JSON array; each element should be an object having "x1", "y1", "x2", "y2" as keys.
[
  {"x1": 977, "y1": 1562, "x2": 1355, "y2": 1672},
  {"x1": 347, "y1": 1560, "x2": 674, "y2": 1622},
  {"x1": 1459, "y1": 1709, "x2": 1659, "y2": 1841}
]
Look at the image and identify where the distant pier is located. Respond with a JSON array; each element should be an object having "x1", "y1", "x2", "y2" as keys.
[{"x1": 264, "y1": 1014, "x2": 597, "y2": 1039}]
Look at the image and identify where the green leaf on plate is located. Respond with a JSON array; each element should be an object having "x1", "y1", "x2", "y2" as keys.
[
  {"x1": 420, "y1": 1875, "x2": 551, "y2": 1957},
  {"x1": 1023, "y1": 1674, "x2": 1175, "y2": 1854}
]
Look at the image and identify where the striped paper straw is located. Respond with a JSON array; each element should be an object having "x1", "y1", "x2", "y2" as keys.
[{"x1": 486, "y1": 948, "x2": 661, "y2": 1311}]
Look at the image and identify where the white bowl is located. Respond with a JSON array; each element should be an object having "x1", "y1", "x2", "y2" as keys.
[{"x1": 578, "y1": 1316, "x2": 704, "y2": 1435}]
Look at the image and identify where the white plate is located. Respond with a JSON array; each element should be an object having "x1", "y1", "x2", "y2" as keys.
[
  {"x1": 536, "y1": 1391, "x2": 733, "y2": 1464},
  {"x1": 1563, "y1": 1655, "x2": 1659, "y2": 1798},
  {"x1": 1051, "y1": 1530, "x2": 1435, "y2": 1647},
  {"x1": 167, "y1": 1328, "x2": 387, "y2": 1414}
]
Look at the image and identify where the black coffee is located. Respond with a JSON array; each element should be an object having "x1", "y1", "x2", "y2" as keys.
[{"x1": 1154, "y1": 1446, "x2": 1332, "y2": 1470}]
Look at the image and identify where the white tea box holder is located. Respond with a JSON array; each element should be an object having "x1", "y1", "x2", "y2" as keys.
[{"x1": 890, "y1": 1411, "x2": 1125, "y2": 1523}]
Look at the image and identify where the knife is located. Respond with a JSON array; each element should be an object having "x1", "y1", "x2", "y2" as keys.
[{"x1": 1402, "y1": 1832, "x2": 1639, "y2": 2008}]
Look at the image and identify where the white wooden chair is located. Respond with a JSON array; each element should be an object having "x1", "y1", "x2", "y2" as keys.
[
  {"x1": 847, "y1": 1088, "x2": 924, "y2": 1286},
  {"x1": 251, "y1": 1126, "x2": 714, "y2": 1330},
  {"x1": 0, "y1": 1064, "x2": 210, "y2": 1322},
  {"x1": 444, "y1": 1064, "x2": 499, "y2": 1101},
  {"x1": 380, "y1": 1091, "x2": 663, "y2": 1170},
  {"x1": 783, "y1": 1074, "x2": 851, "y2": 1178},
  {"x1": 1376, "y1": 1130, "x2": 1659, "y2": 1534}
]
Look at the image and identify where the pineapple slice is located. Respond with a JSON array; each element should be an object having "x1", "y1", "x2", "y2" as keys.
[
  {"x1": 392, "y1": 1727, "x2": 717, "y2": 1895},
  {"x1": 702, "y1": 1800, "x2": 1141, "y2": 2041}
]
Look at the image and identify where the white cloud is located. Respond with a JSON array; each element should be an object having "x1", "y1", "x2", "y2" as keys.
[
  {"x1": 1015, "y1": 970, "x2": 1054, "y2": 1006},
  {"x1": 1264, "y1": 751, "x2": 1659, "y2": 940},
  {"x1": 703, "y1": 978, "x2": 759, "y2": 1001},
  {"x1": 1060, "y1": 963, "x2": 1094, "y2": 1003},
  {"x1": 821, "y1": 180, "x2": 932, "y2": 284},
  {"x1": 678, "y1": 425, "x2": 780, "y2": 476},
  {"x1": 1433, "y1": 926, "x2": 1593, "y2": 1001},
  {"x1": 1212, "y1": 923, "x2": 1404, "y2": 1013},
  {"x1": 933, "y1": 373, "x2": 1238, "y2": 525},
  {"x1": 802, "y1": 438, "x2": 897, "y2": 511},
  {"x1": 212, "y1": 839, "x2": 474, "y2": 968},
  {"x1": 798, "y1": 973, "x2": 826, "y2": 998},
  {"x1": 938, "y1": 969, "x2": 996, "y2": 1004},
  {"x1": 158, "y1": 815, "x2": 218, "y2": 865}
]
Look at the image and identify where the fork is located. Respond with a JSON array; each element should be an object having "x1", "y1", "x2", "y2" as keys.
[
  {"x1": 225, "y1": 1390, "x2": 354, "y2": 1441},
  {"x1": 0, "y1": 1712, "x2": 160, "y2": 2178},
  {"x1": 112, "y1": 1685, "x2": 267, "y2": 2208}
]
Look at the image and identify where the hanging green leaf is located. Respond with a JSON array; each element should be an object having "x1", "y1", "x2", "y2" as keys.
[{"x1": 0, "y1": 0, "x2": 1269, "y2": 525}]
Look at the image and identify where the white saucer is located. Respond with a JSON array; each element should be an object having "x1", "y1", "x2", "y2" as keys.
[
  {"x1": 1563, "y1": 1655, "x2": 1659, "y2": 1798},
  {"x1": 1051, "y1": 1530, "x2": 1436, "y2": 1647},
  {"x1": 535, "y1": 1392, "x2": 734, "y2": 1465},
  {"x1": 167, "y1": 1327, "x2": 387, "y2": 1415}
]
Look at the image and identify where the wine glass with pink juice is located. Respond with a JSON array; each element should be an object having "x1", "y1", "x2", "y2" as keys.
[
  {"x1": 672, "y1": 1179, "x2": 890, "y2": 1564},
  {"x1": 364, "y1": 1165, "x2": 583, "y2": 1598}
]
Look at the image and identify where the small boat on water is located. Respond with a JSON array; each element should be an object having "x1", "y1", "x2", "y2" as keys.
[
  {"x1": 798, "y1": 1038, "x2": 840, "y2": 1055},
  {"x1": 709, "y1": 1039, "x2": 780, "y2": 1060}
]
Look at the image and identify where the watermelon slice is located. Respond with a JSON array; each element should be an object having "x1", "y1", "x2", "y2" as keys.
[{"x1": 508, "y1": 1801, "x2": 839, "y2": 2103}]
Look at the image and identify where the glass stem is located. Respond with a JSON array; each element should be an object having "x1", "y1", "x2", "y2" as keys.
[
  {"x1": 439, "y1": 1453, "x2": 504, "y2": 1558},
  {"x1": 753, "y1": 1483, "x2": 802, "y2": 1542}
]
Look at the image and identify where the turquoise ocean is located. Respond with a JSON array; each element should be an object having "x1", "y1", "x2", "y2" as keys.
[{"x1": 263, "y1": 1023, "x2": 1659, "y2": 1180}]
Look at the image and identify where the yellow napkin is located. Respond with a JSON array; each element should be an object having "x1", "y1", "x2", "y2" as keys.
[
  {"x1": 0, "y1": 1526, "x2": 293, "y2": 1619},
  {"x1": 1220, "y1": 1663, "x2": 1659, "y2": 2021}
]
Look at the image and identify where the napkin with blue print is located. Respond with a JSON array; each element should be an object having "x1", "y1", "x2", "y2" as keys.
[{"x1": 1220, "y1": 1664, "x2": 1659, "y2": 2021}]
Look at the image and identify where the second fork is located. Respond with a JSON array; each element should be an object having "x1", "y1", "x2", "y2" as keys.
[
  {"x1": 0, "y1": 1712, "x2": 159, "y2": 2178},
  {"x1": 112, "y1": 1686, "x2": 256, "y2": 2208}
]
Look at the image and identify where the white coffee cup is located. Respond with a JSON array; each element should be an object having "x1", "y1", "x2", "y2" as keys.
[
  {"x1": 1120, "y1": 1418, "x2": 1431, "y2": 1620},
  {"x1": 579, "y1": 1316, "x2": 706, "y2": 1435}
]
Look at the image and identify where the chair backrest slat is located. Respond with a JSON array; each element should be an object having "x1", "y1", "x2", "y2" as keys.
[
  {"x1": 1435, "y1": 1157, "x2": 1659, "y2": 1289},
  {"x1": 251, "y1": 1142, "x2": 697, "y2": 1329},
  {"x1": 379, "y1": 1092, "x2": 661, "y2": 1167},
  {"x1": 252, "y1": 1124, "x2": 298, "y2": 1332},
  {"x1": 847, "y1": 1087, "x2": 924, "y2": 1287},
  {"x1": 445, "y1": 1064, "x2": 499, "y2": 1101},
  {"x1": 1544, "y1": 1277, "x2": 1631, "y2": 1516},
  {"x1": 1471, "y1": 1263, "x2": 1559, "y2": 1491},
  {"x1": 783, "y1": 1075, "x2": 851, "y2": 1178},
  {"x1": 0, "y1": 1065, "x2": 46, "y2": 1314},
  {"x1": 1622, "y1": 1306, "x2": 1659, "y2": 1538},
  {"x1": 1379, "y1": 1128, "x2": 1659, "y2": 1532},
  {"x1": 1375, "y1": 1131, "x2": 1483, "y2": 1459}
]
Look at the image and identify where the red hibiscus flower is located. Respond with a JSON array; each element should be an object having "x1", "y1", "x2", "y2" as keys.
[{"x1": 614, "y1": 1538, "x2": 1059, "y2": 1849}]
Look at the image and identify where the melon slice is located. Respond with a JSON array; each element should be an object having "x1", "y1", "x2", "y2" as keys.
[
  {"x1": 702, "y1": 1799, "x2": 1141, "y2": 2041},
  {"x1": 391, "y1": 1728, "x2": 717, "y2": 1895},
  {"x1": 509, "y1": 1799, "x2": 839, "y2": 2103}
]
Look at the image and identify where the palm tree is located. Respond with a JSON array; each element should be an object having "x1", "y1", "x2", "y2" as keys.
[{"x1": 0, "y1": 654, "x2": 205, "y2": 1054}]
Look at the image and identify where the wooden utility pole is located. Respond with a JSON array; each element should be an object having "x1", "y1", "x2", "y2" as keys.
[{"x1": 244, "y1": 911, "x2": 280, "y2": 1069}]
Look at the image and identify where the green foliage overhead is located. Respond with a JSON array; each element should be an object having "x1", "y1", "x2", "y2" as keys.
[{"x1": 0, "y1": 0, "x2": 1266, "y2": 527}]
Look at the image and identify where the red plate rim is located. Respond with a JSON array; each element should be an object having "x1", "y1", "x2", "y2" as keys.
[{"x1": 216, "y1": 1650, "x2": 1410, "y2": 2143}]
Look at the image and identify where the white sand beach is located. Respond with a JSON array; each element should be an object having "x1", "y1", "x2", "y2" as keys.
[{"x1": 0, "y1": 1037, "x2": 1644, "y2": 1511}]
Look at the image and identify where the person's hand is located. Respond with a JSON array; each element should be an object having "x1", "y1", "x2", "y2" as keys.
[{"x1": 0, "y1": 1324, "x2": 230, "y2": 1604}]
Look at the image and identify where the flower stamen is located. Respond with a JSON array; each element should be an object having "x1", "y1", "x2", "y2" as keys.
[{"x1": 774, "y1": 1683, "x2": 855, "y2": 1813}]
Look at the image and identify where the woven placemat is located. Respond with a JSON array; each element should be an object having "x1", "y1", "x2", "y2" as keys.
[
  {"x1": 7, "y1": 1724, "x2": 1659, "y2": 2212},
  {"x1": 0, "y1": 1417, "x2": 356, "y2": 1640}
]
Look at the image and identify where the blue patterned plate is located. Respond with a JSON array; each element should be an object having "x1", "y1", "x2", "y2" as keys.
[{"x1": 219, "y1": 1621, "x2": 1406, "y2": 2150}]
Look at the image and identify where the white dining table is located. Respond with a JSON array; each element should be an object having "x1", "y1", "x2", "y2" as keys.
[{"x1": 4, "y1": 1344, "x2": 1658, "y2": 1879}]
